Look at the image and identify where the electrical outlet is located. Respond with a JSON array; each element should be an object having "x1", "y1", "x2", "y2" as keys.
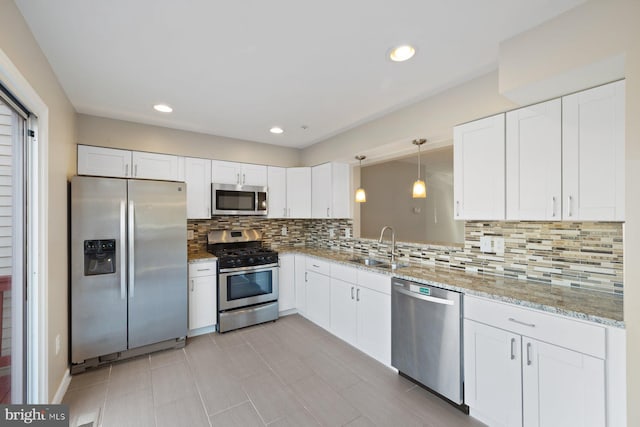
[
  {"x1": 55, "y1": 334, "x2": 61, "y2": 355},
  {"x1": 480, "y1": 236, "x2": 492, "y2": 253},
  {"x1": 494, "y1": 237, "x2": 505, "y2": 254},
  {"x1": 281, "y1": 226, "x2": 287, "y2": 236},
  {"x1": 187, "y1": 230, "x2": 194, "y2": 240},
  {"x1": 329, "y1": 228, "x2": 335, "y2": 238},
  {"x1": 345, "y1": 228, "x2": 351, "y2": 238}
]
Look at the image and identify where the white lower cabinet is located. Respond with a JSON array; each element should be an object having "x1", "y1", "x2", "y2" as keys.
[
  {"x1": 330, "y1": 264, "x2": 391, "y2": 365},
  {"x1": 278, "y1": 254, "x2": 295, "y2": 313},
  {"x1": 330, "y1": 277, "x2": 358, "y2": 344},
  {"x1": 522, "y1": 338, "x2": 605, "y2": 427},
  {"x1": 294, "y1": 255, "x2": 307, "y2": 315},
  {"x1": 464, "y1": 295, "x2": 607, "y2": 427},
  {"x1": 188, "y1": 261, "x2": 217, "y2": 335},
  {"x1": 305, "y1": 270, "x2": 331, "y2": 330},
  {"x1": 464, "y1": 319, "x2": 526, "y2": 427}
]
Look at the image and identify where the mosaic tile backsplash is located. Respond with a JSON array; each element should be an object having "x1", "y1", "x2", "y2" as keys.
[{"x1": 188, "y1": 217, "x2": 623, "y2": 295}]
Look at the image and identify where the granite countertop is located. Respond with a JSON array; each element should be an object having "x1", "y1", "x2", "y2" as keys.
[
  {"x1": 279, "y1": 246, "x2": 624, "y2": 328},
  {"x1": 188, "y1": 251, "x2": 217, "y2": 263}
]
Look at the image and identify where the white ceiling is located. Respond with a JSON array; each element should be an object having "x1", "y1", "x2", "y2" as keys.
[{"x1": 16, "y1": 0, "x2": 584, "y2": 148}]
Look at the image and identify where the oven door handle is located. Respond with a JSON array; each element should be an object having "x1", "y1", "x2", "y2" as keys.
[{"x1": 219, "y1": 263, "x2": 279, "y2": 274}]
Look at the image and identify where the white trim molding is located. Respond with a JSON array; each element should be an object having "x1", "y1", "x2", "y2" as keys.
[{"x1": 0, "y1": 47, "x2": 50, "y2": 404}]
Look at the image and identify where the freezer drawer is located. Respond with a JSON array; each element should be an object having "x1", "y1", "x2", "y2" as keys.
[{"x1": 391, "y1": 278, "x2": 463, "y2": 404}]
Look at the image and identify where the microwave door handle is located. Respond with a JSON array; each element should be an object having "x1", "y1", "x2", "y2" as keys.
[{"x1": 128, "y1": 200, "x2": 135, "y2": 299}]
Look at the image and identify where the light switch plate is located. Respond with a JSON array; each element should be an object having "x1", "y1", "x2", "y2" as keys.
[
  {"x1": 494, "y1": 237, "x2": 505, "y2": 254},
  {"x1": 480, "y1": 236, "x2": 492, "y2": 253},
  {"x1": 187, "y1": 230, "x2": 194, "y2": 240}
]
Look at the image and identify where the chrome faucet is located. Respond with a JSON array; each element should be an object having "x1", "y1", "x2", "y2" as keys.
[{"x1": 378, "y1": 225, "x2": 399, "y2": 269}]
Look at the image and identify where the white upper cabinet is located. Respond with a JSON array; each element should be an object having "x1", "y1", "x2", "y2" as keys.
[
  {"x1": 78, "y1": 145, "x2": 132, "y2": 178},
  {"x1": 78, "y1": 145, "x2": 184, "y2": 181},
  {"x1": 184, "y1": 157, "x2": 211, "y2": 219},
  {"x1": 506, "y1": 99, "x2": 562, "y2": 220},
  {"x1": 562, "y1": 80, "x2": 625, "y2": 221},
  {"x1": 267, "y1": 166, "x2": 287, "y2": 218},
  {"x1": 131, "y1": 151, "x2": 184, "y2": 181},
  {"x1": 211, "y1": 160, "x2": 267, "y2": 186},
  {"x1": 286, "y1": 167, "x2": 311, "y2": 218},
  {"x1": 311, "y1": 162, "x2": 350, "y2": 219},
  {"x1": 454, "y1": 113, "x2": 506, "y2": 220}
]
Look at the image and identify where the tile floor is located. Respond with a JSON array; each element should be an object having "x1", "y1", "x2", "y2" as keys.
[{"x1": 63, "y1": 315, "x2": 485, "y2": 427}]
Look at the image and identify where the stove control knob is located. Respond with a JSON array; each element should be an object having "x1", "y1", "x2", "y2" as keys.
[{"x1": 248, "y1": 257, "x2": 255, "y2": 265}]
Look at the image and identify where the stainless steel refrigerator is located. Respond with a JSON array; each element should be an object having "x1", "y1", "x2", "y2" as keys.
[{"x1": 70, "y1": 176, "x2": 187, "y2": 371}]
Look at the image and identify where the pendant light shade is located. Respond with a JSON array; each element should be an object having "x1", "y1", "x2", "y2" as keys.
[
  {"x1": 355, "y1": 155, "x2": 367, "y2": 203},
  {"x1": 412, "y1": 139, "x2": 427, "y2": 199}
]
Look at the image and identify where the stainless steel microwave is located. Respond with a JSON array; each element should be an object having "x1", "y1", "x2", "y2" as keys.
[{"x1": 211, "y1": 183, "x2": 268, "y2": 215}]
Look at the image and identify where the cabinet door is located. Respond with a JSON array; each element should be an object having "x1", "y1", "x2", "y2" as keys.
[
  {"x1": 453, "y1": 114, "x2": 505, "y2": 220},
  {"x1": 188, "y1": 275, "x2": 217, "y2": 330},
  {"x1": 267, "y1": 166, "x2": 287, "y2": 218},
  {"x1": 562, "y1": 80, "x2": 625, "y2": 221},
  {"x1": 294, "y1": 255, "x2": 307, "y2": 315},
  {"x1": 331, "y1": 163, "x2": 351, "y2": 218},
  {"x1": 211, "y1": 160, "x2": 241, "y2": 184},
  {"x1": 278, "y1": 254, "x2": 295, "y2": 312},
  {"x1": 522, "y1": 338, "x2": 605, "y2": 427},
  {"x1": 330, "y1": 277, "x2": 357, "y2": 345},
  {"x1": 241, "y1": 164, "x2": 268, "y2": 186},
  {"x1": 506, "y1": 99, "x2": 562, "y2": 220},
  {"x1": 463, "y1": 319, "x2": 522, "y2": 427},
  {"x1": 286, "y1": 167, "x2": 311, "y2": 218},
  {"x1": 132, "y1": 151, "x2": 182, "y2": 181},
  {"x1": 312, "y1": 163, "x2": 332, "y2": 218},
  {"x1": 184, "y1": 157, "x2": 211, "y2": 219},
  {"x1": 77, "y1": 145, "x2": 132, "y2": 178},
  {"x1": 305, "y1": 271, "x2": 331, "y2": 330},
  {"x1": 356, "y1": 286, "x2": 391, "y2": 365}
]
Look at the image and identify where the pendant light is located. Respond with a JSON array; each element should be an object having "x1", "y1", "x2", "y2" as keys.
[
  {"x1": 412, "y1": 139, "x2": 427, "y2": 198},
  {"x1": 355, "y1": 155, "x2": 367, "y2": 203}
]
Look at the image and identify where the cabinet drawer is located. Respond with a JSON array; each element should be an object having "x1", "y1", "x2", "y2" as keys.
[
  {"x1": 357, "y1": 270, "x2": 390, "y2": 295},
  {"x1": 306, "y1": 257, "x2": 331, "y2": 276},
  {"x1": 331, "y1": 263, "x2": 358, "y2": 284},
  {"x1": 188, "y1": 261, "x2": 217, "y2": 278},
  {"x1": 465, "y1": 295, "x2": 605, "y2": 358}
]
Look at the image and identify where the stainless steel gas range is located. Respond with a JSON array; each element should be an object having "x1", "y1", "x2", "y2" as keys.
[{"x1": 207, "y1": 229, "x2": 279, "y2": 333}]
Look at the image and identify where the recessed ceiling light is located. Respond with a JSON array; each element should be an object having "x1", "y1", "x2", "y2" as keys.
[
  {"x1": 153, "y1": 104, "x2": 173, "y2": 113},
  {"x1": 389, "y1": 45, "x2": 416, "y2": 62},
  {"x1": 270, "y1": 126, "x2": 284, "y2": 134}
]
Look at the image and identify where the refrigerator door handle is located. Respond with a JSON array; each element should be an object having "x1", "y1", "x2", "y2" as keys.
[
  {"x1": 120, "y1": 200, "x2": 127, "y2": 300},
  {"x1": 128, "y1": 200, "x2": 135, "y2": 298}
]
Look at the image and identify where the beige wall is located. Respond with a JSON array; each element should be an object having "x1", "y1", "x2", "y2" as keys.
[
  {"x1": 360, "y1": 161, "x2": 463, "y2": 244},
  {"x1": 0, "y1": 1, "x2": 76, "y2": 402},
  {"x1": 300, "y1": 71, "x2": 517, "y2": 166},
  {"x1": 77, "y1": 114, "x2": 301, "y2": 167}
]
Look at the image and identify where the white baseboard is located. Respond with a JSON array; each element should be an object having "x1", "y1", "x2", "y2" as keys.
[{"x1": 52, "y1": 368, "x2": 71, "y2": 404}]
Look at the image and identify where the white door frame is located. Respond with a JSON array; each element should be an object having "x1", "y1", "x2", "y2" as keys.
[{"x1": 0, "y1": 47, "x2": 50, "y2": 404}]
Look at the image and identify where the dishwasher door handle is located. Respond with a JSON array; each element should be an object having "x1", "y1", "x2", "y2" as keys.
[{"x1": 393, "y1": 285, "x2": 454, "y2": 305}]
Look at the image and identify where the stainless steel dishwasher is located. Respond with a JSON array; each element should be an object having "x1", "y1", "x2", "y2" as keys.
[{"x1": 391, "y1": 277, "x2": 464, "y2": 407}]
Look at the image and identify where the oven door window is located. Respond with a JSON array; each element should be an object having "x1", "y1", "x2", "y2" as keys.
[
  {"x1": 216, "y1": 190, "x2": 256, "y2": 211},
  {"x1": 226, "y1": 270, "x2": 272, "y2": 300}
]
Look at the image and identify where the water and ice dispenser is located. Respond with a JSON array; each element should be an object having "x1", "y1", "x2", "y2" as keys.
[{"x1": 84, "y1": 239, "x2": 116, "y2": 275}]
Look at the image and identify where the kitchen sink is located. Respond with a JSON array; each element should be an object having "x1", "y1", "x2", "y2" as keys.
[{"x1": 348, "y1": 257, "x2": 408, "y2": 270}]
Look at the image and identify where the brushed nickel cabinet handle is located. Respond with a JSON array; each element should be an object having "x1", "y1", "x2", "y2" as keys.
[
  {"x1": 351, "y1": 286, "x2": 354, "y2": 300},
  {"x1": 567, "y1": 195, "x2": 573, "y2": 217},
  {"x1": 526, "y1": 342, "x2": 533, "y2": 366},
  {"x1": 510, "y1": 338, "x2": 516, "y2": 360},
  {"x1": 552, "y1": 196, "x2": 556, "y2": 217},
  {"x1": 508, "y1": 317, "x2": 535, "y2": 328}
]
